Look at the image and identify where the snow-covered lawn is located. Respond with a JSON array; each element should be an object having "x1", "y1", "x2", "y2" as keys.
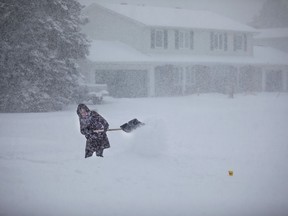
[{"x1": 1, "y1": 93, "x2": 288, "y2": 216}]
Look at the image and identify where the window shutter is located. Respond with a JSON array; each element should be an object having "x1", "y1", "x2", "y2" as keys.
[
  {"x1": 233, "y1": 34, "x2": 236, "y2": 51},
  {"x1": 243, "y1": 34, "x2": 247, "y2": 51},
  {"x1": 190, "y1": 31, "x2": 194, "y2": 49},
  {"x1": 214, "y1": 34, "x2": 218, "y2": 49},
  {"x1": 164, "y1": 30, "x2": 168, "y2": 49},
  {"x1": 151, "y1": 29, "x2": 155, "y2": 49},
  {"x1": 175, "y1": 30, "x2": 179, "y2": 49},
  {"x1": 224, "y1": 33, "x2": 228, "y2": 51},
  {"x1": 219, "y1": 34, "x2": 223, "y2": 49},
  {"x1": 210, "y1": 32, "x2": 214, "y2": 51}
]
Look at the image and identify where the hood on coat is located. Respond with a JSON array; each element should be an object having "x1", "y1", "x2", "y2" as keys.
[{"x1": 76, "y1": 104, "x2": 90, "y2": 117}]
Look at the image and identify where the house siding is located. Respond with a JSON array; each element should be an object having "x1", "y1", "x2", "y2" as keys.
[{"x1": 146, "y1": 28, "x2": 253, "y2": 56}]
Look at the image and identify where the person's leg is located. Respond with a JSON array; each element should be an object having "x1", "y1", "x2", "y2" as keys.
[
  {"x1": 95, "y1": 146, "x2": 104, "y2": 157},
  {"x1": 85, "y1": 139, "x2": 94, "y2": 158},
  {"x1": 85, "y1": 149, "x2": 94, "y2": 158}
]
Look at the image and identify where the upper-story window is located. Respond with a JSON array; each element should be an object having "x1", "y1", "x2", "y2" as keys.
[
  {"x1": 155, "y1": 30, "x2": 163, "y2": 47},
  {"x1": 233, "y1": 33, "x2": 247, "y2": 51},
  {"x1": 210, "y1": 32, "x2": 228, "y2": 51},
  {"x1": 175, "y1": 30, "x2": 194, "y2": 49},
  {"x1": 151, "y1": 29, "x2": 168, "y2": 49}
]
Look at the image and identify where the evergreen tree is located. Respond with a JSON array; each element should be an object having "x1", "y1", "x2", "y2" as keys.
[
  {"x1": 250, "y1": 0, "x2": 288, "y2": 28},
  {"x1": 0, "y1": 0, "x2": 89, "y2": 112}
]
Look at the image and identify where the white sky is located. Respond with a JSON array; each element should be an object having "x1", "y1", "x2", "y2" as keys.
[{"x1": 77, "y1": 0, "x2": 265, "y2": 24}]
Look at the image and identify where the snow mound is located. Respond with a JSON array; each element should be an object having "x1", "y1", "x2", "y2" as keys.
[{"x1": 126, "y1": 118, "x2": 168, "y2": 157}]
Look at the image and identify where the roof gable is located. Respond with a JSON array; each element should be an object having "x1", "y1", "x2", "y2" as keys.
[{"x1": 93, "y1": 3, "x2": 256, "y2": 32}]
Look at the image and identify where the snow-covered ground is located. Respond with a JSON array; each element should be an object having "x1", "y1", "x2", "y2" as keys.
[{"x1": 1, "y1": 93, "x2": 288, "y2": 216}]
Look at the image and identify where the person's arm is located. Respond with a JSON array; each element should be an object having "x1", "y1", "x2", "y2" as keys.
[
  {"x1": 91, "y1": 111, "x2": 109, "y2": 133},
  {"x1": 80, "y1": 119, "x2": 93, "y2": 137}
]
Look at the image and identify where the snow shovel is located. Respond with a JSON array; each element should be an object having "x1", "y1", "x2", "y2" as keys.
[{"x1": 108, "y1": 118, "x2": 144, "y2": 133}]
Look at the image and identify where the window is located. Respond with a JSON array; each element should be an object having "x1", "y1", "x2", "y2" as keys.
[
  {"x1": 233, "y1": 33, "x2": 247, "y2": 51},
  {"x1": 155, "y1": 30, "x2": 163, "y2": 47},
  {"x1": 151, "y1": 29, "x2": 168, "y2": 49},
  {"x1": 234, "y1": 34, "x2": 242, "y2": 51},
  {"x1": 175, "y1": 30, "x2": 194, "y2": 50},
  {"x1": 179, "y1": 31, "x2": 189, "y2": 48},
  {"x1": 219, "y1": 34, "x2": 223, "y2": 49},
  {"x1": 210, "y1": 32, "x2": 228, "y2": 51}
]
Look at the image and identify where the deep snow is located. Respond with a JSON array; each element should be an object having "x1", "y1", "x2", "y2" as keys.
[{"x1": 0, "y1": 93, "x2": 288, "y2": 216}]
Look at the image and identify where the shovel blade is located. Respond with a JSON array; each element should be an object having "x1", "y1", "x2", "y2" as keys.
[{"x1": 120, "y1": 118, "x2": 144, "y2": 133}]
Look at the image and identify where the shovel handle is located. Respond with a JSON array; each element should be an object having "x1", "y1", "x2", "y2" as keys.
[{"x1": 107, "y1": 128, "x2": 122, "y2": 131}]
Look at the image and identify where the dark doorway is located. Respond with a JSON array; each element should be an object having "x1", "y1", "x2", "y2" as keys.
[
  {"x1": 95, "y1": 70, "x2": 148, "y2": 97},
  {"x1": 266, "y1": 70, "x2": 282, "y2": 92}
]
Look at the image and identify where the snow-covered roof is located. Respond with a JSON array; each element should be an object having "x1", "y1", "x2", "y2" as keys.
[
  {"x1": 254, "y1": 28, "x2": 288, "y2": 39},
  {"x1": 88, "y1": 40, "x2": 151, "y2": 62},
  {"x1": 91, "y1": 3, "x2": 256, "y2": 32},
  {"x1": 87, "y1": 40, "x2": 288, "y2": 65}
]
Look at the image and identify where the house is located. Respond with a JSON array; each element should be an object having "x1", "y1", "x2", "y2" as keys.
[
  {"x1": 79, "y1": 3, "x2": 288, "y2": 97},
  {"x1": 254, "y1": 28, "x2": 288, "y2": 53}
]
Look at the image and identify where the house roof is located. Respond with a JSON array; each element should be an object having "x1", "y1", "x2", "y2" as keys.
[
  {"x1": 90, "y1": 3, "x2": 256, "y2": 32},
  {"x1": 87, "y1": 40, "x2": 288, "y2": 65},
  {"x1": 254, "y1": 28, "x2": 288, "y2": 39},
  {"x1": 88, "y1": 40, "x2": 151, "y2": 62}
]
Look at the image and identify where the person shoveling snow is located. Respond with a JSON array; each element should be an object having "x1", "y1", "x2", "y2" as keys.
[
  {"x1": 77, "y1": 104, "x2": 110, "y2": 158},
  {"x1": 77, "y1": 104, "x2": 144, "y2": 158}
]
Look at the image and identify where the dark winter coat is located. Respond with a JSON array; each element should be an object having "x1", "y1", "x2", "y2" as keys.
[{"x1": 77, "y1": 104, "x2": 110, "y2": 158}]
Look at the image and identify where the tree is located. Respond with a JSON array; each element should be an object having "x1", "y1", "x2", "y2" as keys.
[
  {"x1": 0, "y1": 0, "x2": 89, "y2": 112},
  {"x1": 249, "y1": 0, "x2": 288, "y2": 28}
]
